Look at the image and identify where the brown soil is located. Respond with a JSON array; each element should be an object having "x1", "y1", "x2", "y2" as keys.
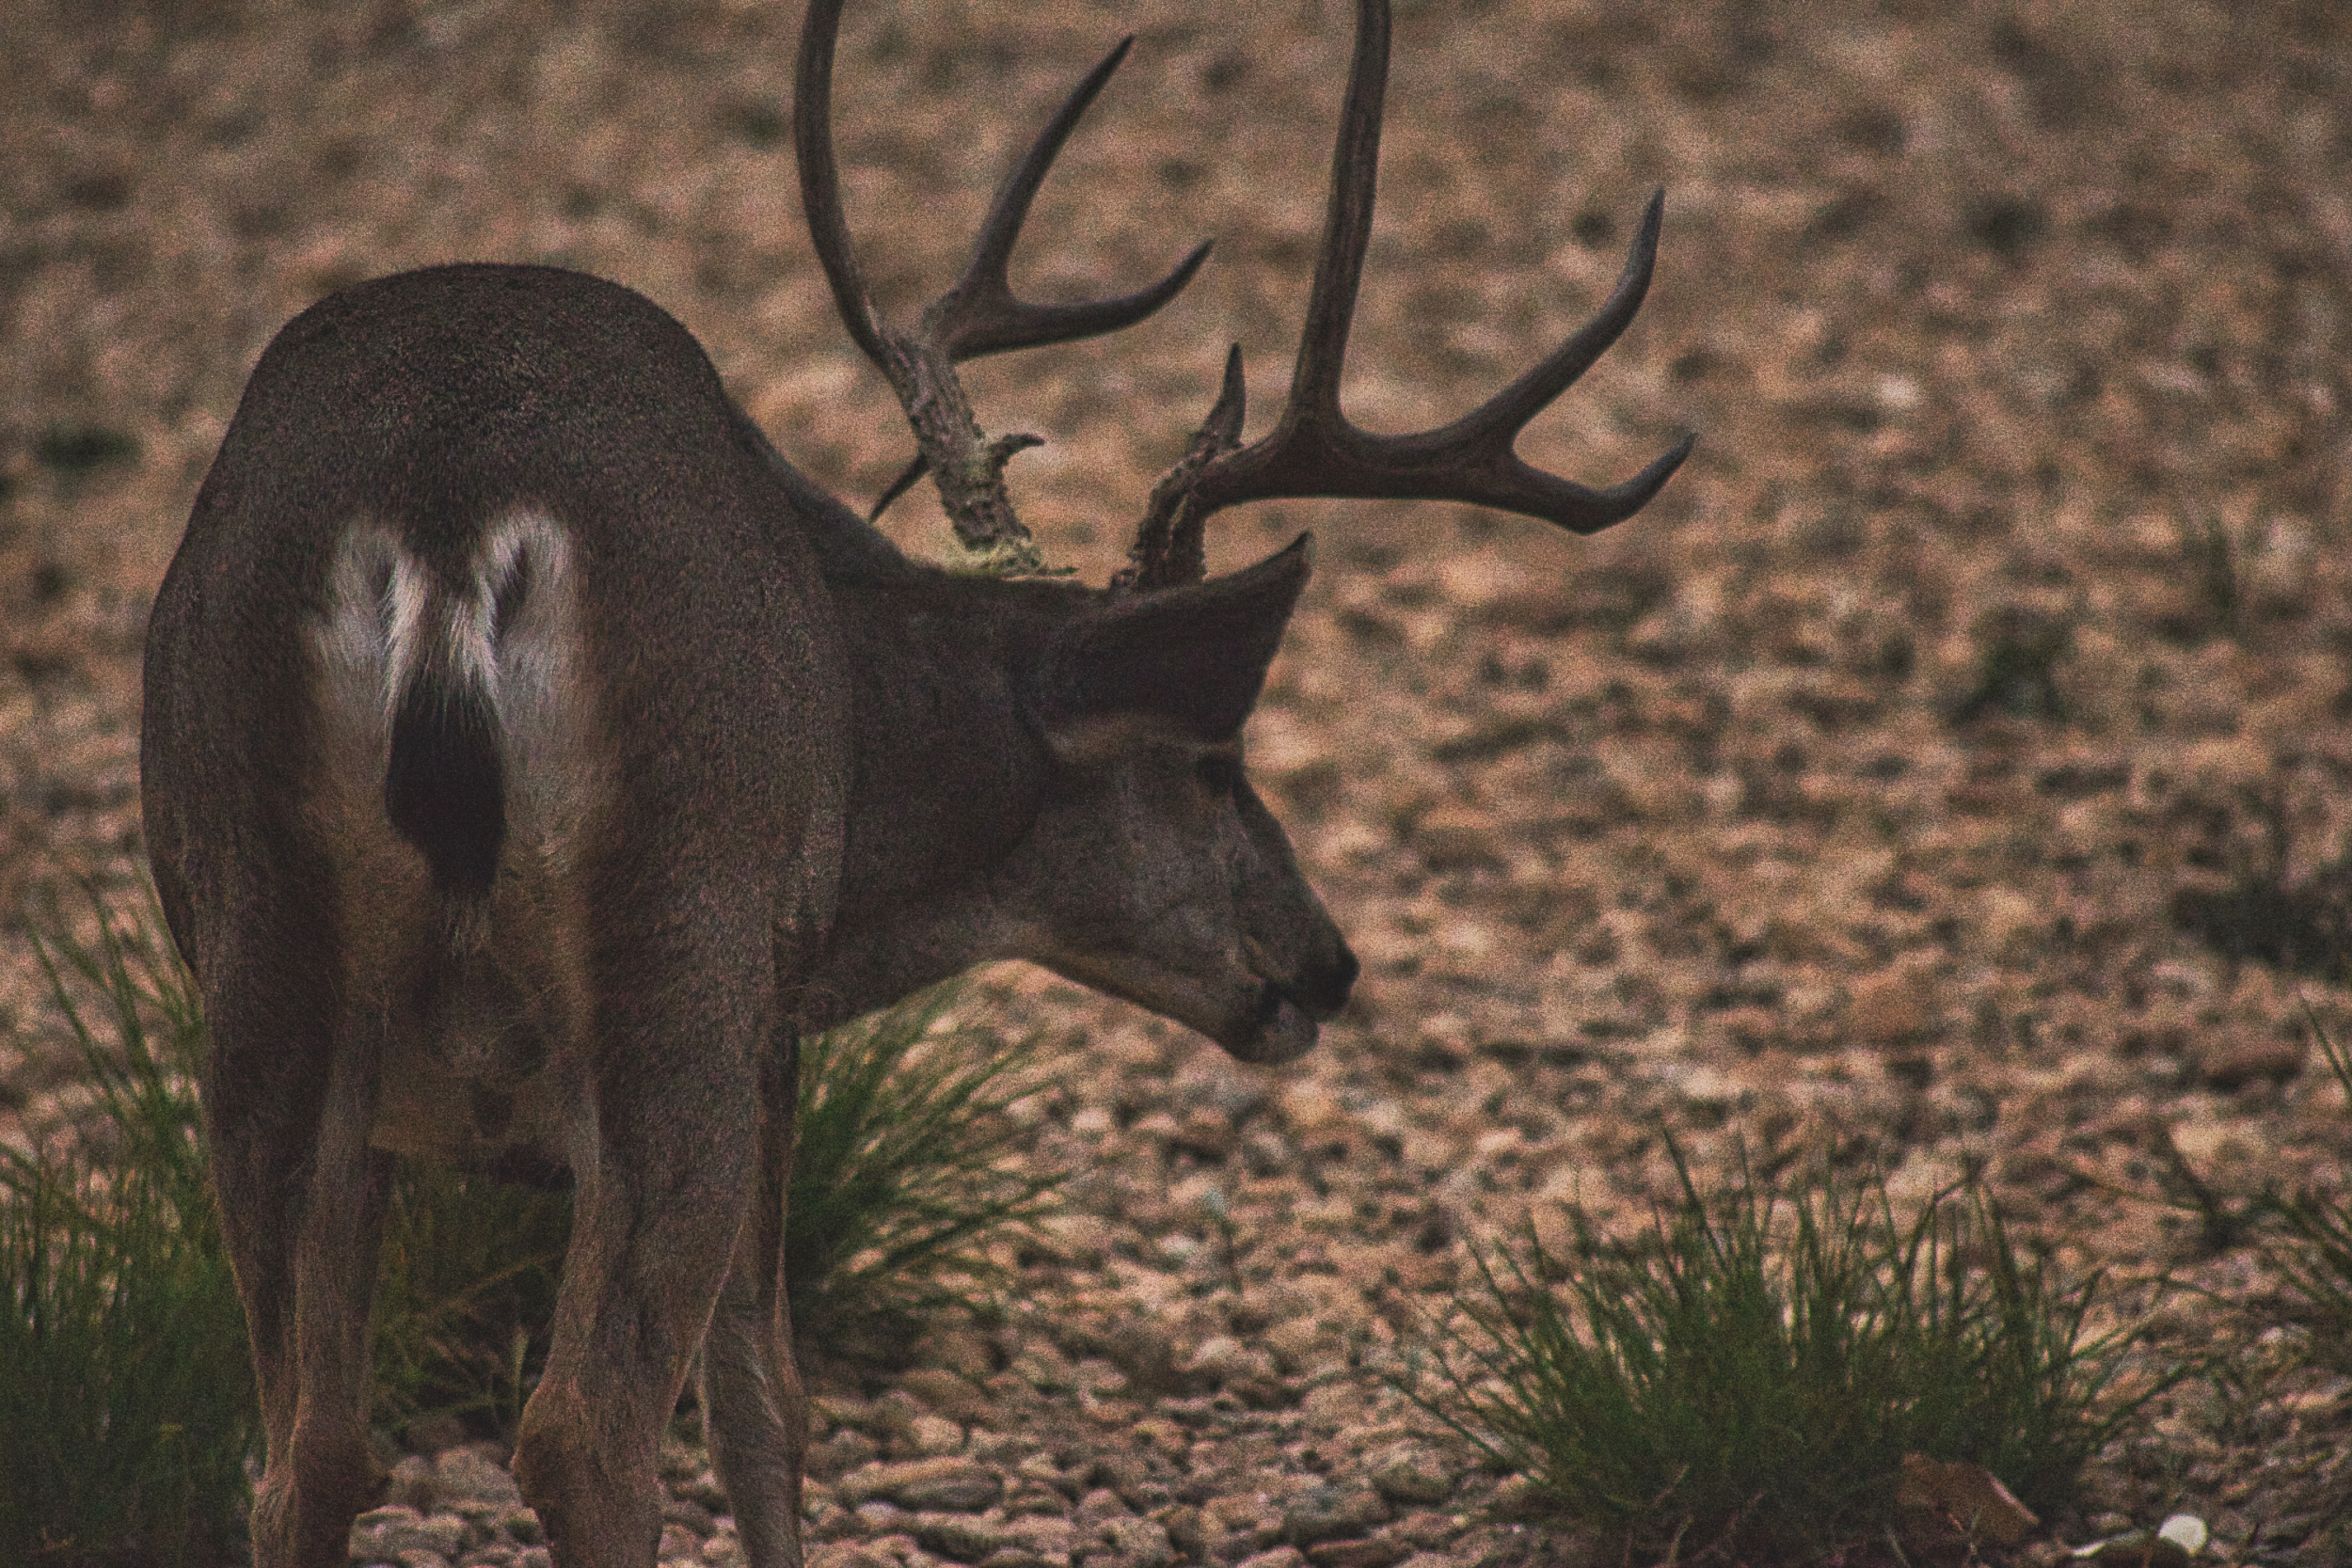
[{"x1": 5, "y1": 0, "x2": 2350, "y2": 1561}]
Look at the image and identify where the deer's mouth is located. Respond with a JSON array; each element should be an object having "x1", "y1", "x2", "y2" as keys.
[
  {"x1": 1042, "y1": 937, "x2": 1354, "y2": 1067},
  {"x1": 1219, "y1": 984, "x2": 1324, "y2": 1065}
]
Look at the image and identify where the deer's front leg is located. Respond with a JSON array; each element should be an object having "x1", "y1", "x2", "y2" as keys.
[
  {"x1": 703, "y1": 1032, "x2": 805, "y2": 1568},
  {"x1": 513, "y1": 974, "x2": 765, "y2": 1568},
  {"x1": 205, "y1": 974, "x2": 393, "y2": 1568}
]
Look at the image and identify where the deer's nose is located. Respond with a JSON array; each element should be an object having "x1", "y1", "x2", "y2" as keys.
[{"x1": 1299, "y1": 935, "x2": 1358, "y2": 1018}]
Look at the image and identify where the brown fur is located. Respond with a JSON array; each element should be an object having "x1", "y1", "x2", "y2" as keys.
[{"x1": 143, "y1": 262, "x2": 1350, "y2": 1568}]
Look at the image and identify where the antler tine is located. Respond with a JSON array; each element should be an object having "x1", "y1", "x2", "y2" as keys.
[
  {"x1": 1281, "y1": 0, "x2": 1390, "y2": 428},
  {"x1": 1133, "y1": 0, "x2": 1691, "y2": 585},
  {"x1": 931, "y1": 38, "x2": 1214, "y2": 363},
  {"x1": 794, "y1": 0, "x2": 888, "y2": 371},
  {"x1": 1118, "y1": 345, "x2": 1248, "y2": 594},
  {"x1": 798, "y1": 0, "x2": 1035, "y2": 560},
  {"x1": 796, "y1": 0, "x2": 1216, "y2": 552}
]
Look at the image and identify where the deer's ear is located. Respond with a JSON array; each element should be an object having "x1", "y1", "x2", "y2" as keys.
[{"x1": 1036, "y1": 533, "x2": 1312, "y2": 751}]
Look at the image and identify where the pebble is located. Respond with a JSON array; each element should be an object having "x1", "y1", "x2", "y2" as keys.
[
  {"x1": 349, "y1": 1505, "x2": 467, "y2": 1564},
  {"x1": 1366, "y1": 1445, "x2": 1455, "y2": 1507},
  {"x1": 1281, "y1": 1485, "x2": 1390, "y2": 1547},
  {"x1": 839, "y1": 1457, "x2": 1007, "y2": 1514},
  {"x1": 2195, "y1": 1033, "x2": 2307, "y2": 1090}
]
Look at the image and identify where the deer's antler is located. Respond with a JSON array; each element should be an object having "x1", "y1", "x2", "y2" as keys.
[
  {"x1": 794, "y1": 0, "x2": 1210, "y2": 565},
  {"x1": 1120, "y1": 0, "x2": 1692, "y2": 592}
]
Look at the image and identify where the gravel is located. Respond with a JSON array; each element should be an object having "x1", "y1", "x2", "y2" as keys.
[{"x1": 5, "y1": 0, "x2": 2351, "y2": 1561}]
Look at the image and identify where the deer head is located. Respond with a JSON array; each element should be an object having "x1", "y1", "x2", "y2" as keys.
[{"x1": 787, "y1": 0, "x2": 1691, "y2": 1060}]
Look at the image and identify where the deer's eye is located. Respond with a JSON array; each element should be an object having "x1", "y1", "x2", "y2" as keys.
[{"x1": 1196, "y1": 753, "x2": 1244, "y2": 797}]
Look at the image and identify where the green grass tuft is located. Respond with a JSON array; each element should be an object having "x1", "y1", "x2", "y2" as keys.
[
  {"x1": 1410, "y1": 1135, "x2": 2168, "y2": 1562},
  {"x1": 371, "y1": 1167, "x2": 572, "y2": 1442},
  {"x1": 2249, "y1": 1016, "x2": 2352, "y2": 1372},
  {"x1": 0, "y1": 895, "x2": 256, "y2": 1568},
  {"x1": 787, "y1": 988, "x2": 1054, "y2": 1339}
]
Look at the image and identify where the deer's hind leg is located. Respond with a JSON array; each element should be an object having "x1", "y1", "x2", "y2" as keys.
[
  {"x1": 511, "y1": 903, "x2": 770, "y2": 1568},
  {"x1": 202, "y1": 929, "x2": 394, "y2": 1568},
  {"x1": 702, "y1": 1031, "x2": 805, "y2": 1568}
]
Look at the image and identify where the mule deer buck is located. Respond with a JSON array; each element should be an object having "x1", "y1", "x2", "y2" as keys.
[{"x1": 140, "y1": 0, "x2": 1688, "y2": 1562}]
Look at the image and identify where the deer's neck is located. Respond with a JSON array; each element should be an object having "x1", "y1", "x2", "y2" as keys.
[{"x1": 792, "y1": 575, "x2": 1065, "y2": 1031}]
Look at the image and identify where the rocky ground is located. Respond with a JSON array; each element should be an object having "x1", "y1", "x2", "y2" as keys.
[{"x1": 6, "y1": 0, "x2": 2352, "y2": 1561}]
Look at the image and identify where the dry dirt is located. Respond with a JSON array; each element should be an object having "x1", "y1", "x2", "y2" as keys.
[{"x1": 5, "y1": 0, "x2": 2351, "y2": 1562}]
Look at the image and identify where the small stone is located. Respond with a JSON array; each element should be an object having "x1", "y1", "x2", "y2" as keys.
[
  {"x1": 974, "y1": 1554, "x2": 1049, "y2": 1568},
  {"x1": 815, "y1": 1394, "x2": 880, "y2": 1433},
  {"x1": 1386, "y1": 1513, "x2": 1454, "y2": 1550},
  {"x1": 1412, "y1": 804, "x2": 1504, "y2": 872},
  {"x1": 1184, "y1": 1336, "x2": 1251, "y2": 1380},
  {"x1": 1007, "y1": 1481, "x2": 1073, "y2": 1518},
  {"x1": 839, "y1": 1456, "x2": 1006, "y2": 1514},
  {"x1": 1283, "y1": 1487, "x2": 1389, "y2": 1547},
  {"x1": 677, "y1": 1467, "x2": 732, "y2": 1513},
  {"x1": 902, "y1": 1368, "x2": 996, "y2": 1423},
  {"x1": 857, "y1": 1502, "x2": 913, "y2": 1534},
  {"x1": 437, "y1": 1445, "x2": 525, "y2": 1512},
  {"x1": 1089, "y1": 1452, "x2": 1172, "y2": 1514},
  {"x1": 914, "y1": 1511, "x2": 1015, "y2": 1562},
  {"x1": 808, "y1": 1545, "x2": 892, "y2": 1568},
  {"x1": 967, "y1": 1431, "x2": 1039, "y2": 1468},
  {"x1": 702, "y1": 1535, "x2": 750, "y2": 1568},
  {"x1": 1006, "y1": 1515, "x2": 1079, "y2": 1559},
  {"x1": 807, "y1": 1499, "x2": 857, "y2": 1543},
  {"x1": 1299, "y1": 1385, "x2": 1362, "y2": 1422},
  {"x1": 659, "y1": 1522, "x2": 705, "y2": 1562},
  {"x1": 910, "y1": 1414, "x2": 969, "y2": 1456},
  {"x1": 665, "y1": 1497, "x2": 718, "y2": 1535},
  {"x1": 875, "y1": 1389, "x2": 929, "y2": 1437},
  {"x1": 1438, "y1": 554, "x2": 1536, "y2": 615},
  {"x1": 918, "y1": 1326, "x2": 1001, "y2": 1382},
  {"x1": 1104, "y1": 1323, "x2": 1188, "y2": 1398},
  {"x1": 1305, "y1": 1541, "x2": 1407, "y2": 1568},
  {"x1": 352, "y1": 1505, "x2": 469, "y2": 1563},
  {"x1": 1485, "y1": 1477, "x2": 1546, "y2": 1520},
  {"x1": 1015, "y1": 1452, "x2": 1071, "y2": 1490},
  {"x1": 385, "y1": 1455, "x2": 440, "y2": 1509},
  {"x1": 1159, "y1": 1505, "x2": 1206, "y2": 1560},
  {"x1": 1129, "y1": 1418, "x2": 1189, "y2": 1458},
  {"x1": 1010, "y1": 1342, "x2": 1081, "y2": 1393},
  {"x1": 1236, "y1": 1549, "x2": 1309, "y2": 1568},
  {"x1": 1848, "y1": 962, "x2": 1938, "y2": 1044},
  {"x1": 1092, "y1": 1514, "x2": 1175, "y2": 1568},
  {"x1": 810, "y1": 1427, "x2": 883, "y2": 1480},
  {"x1": 1263, "y1": 1319, "x2": 1329, "y2": 1375},
  {"x1": 1367, "y1": 1445, "x2": 1455, "y2": 1507},
  {"x1": 2196, "y1": 1034, "x2": 2305, "y2": 1090},
  {"x1": 1205, "y1": 1493, "x2": 1276, "y2": 1528}
]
